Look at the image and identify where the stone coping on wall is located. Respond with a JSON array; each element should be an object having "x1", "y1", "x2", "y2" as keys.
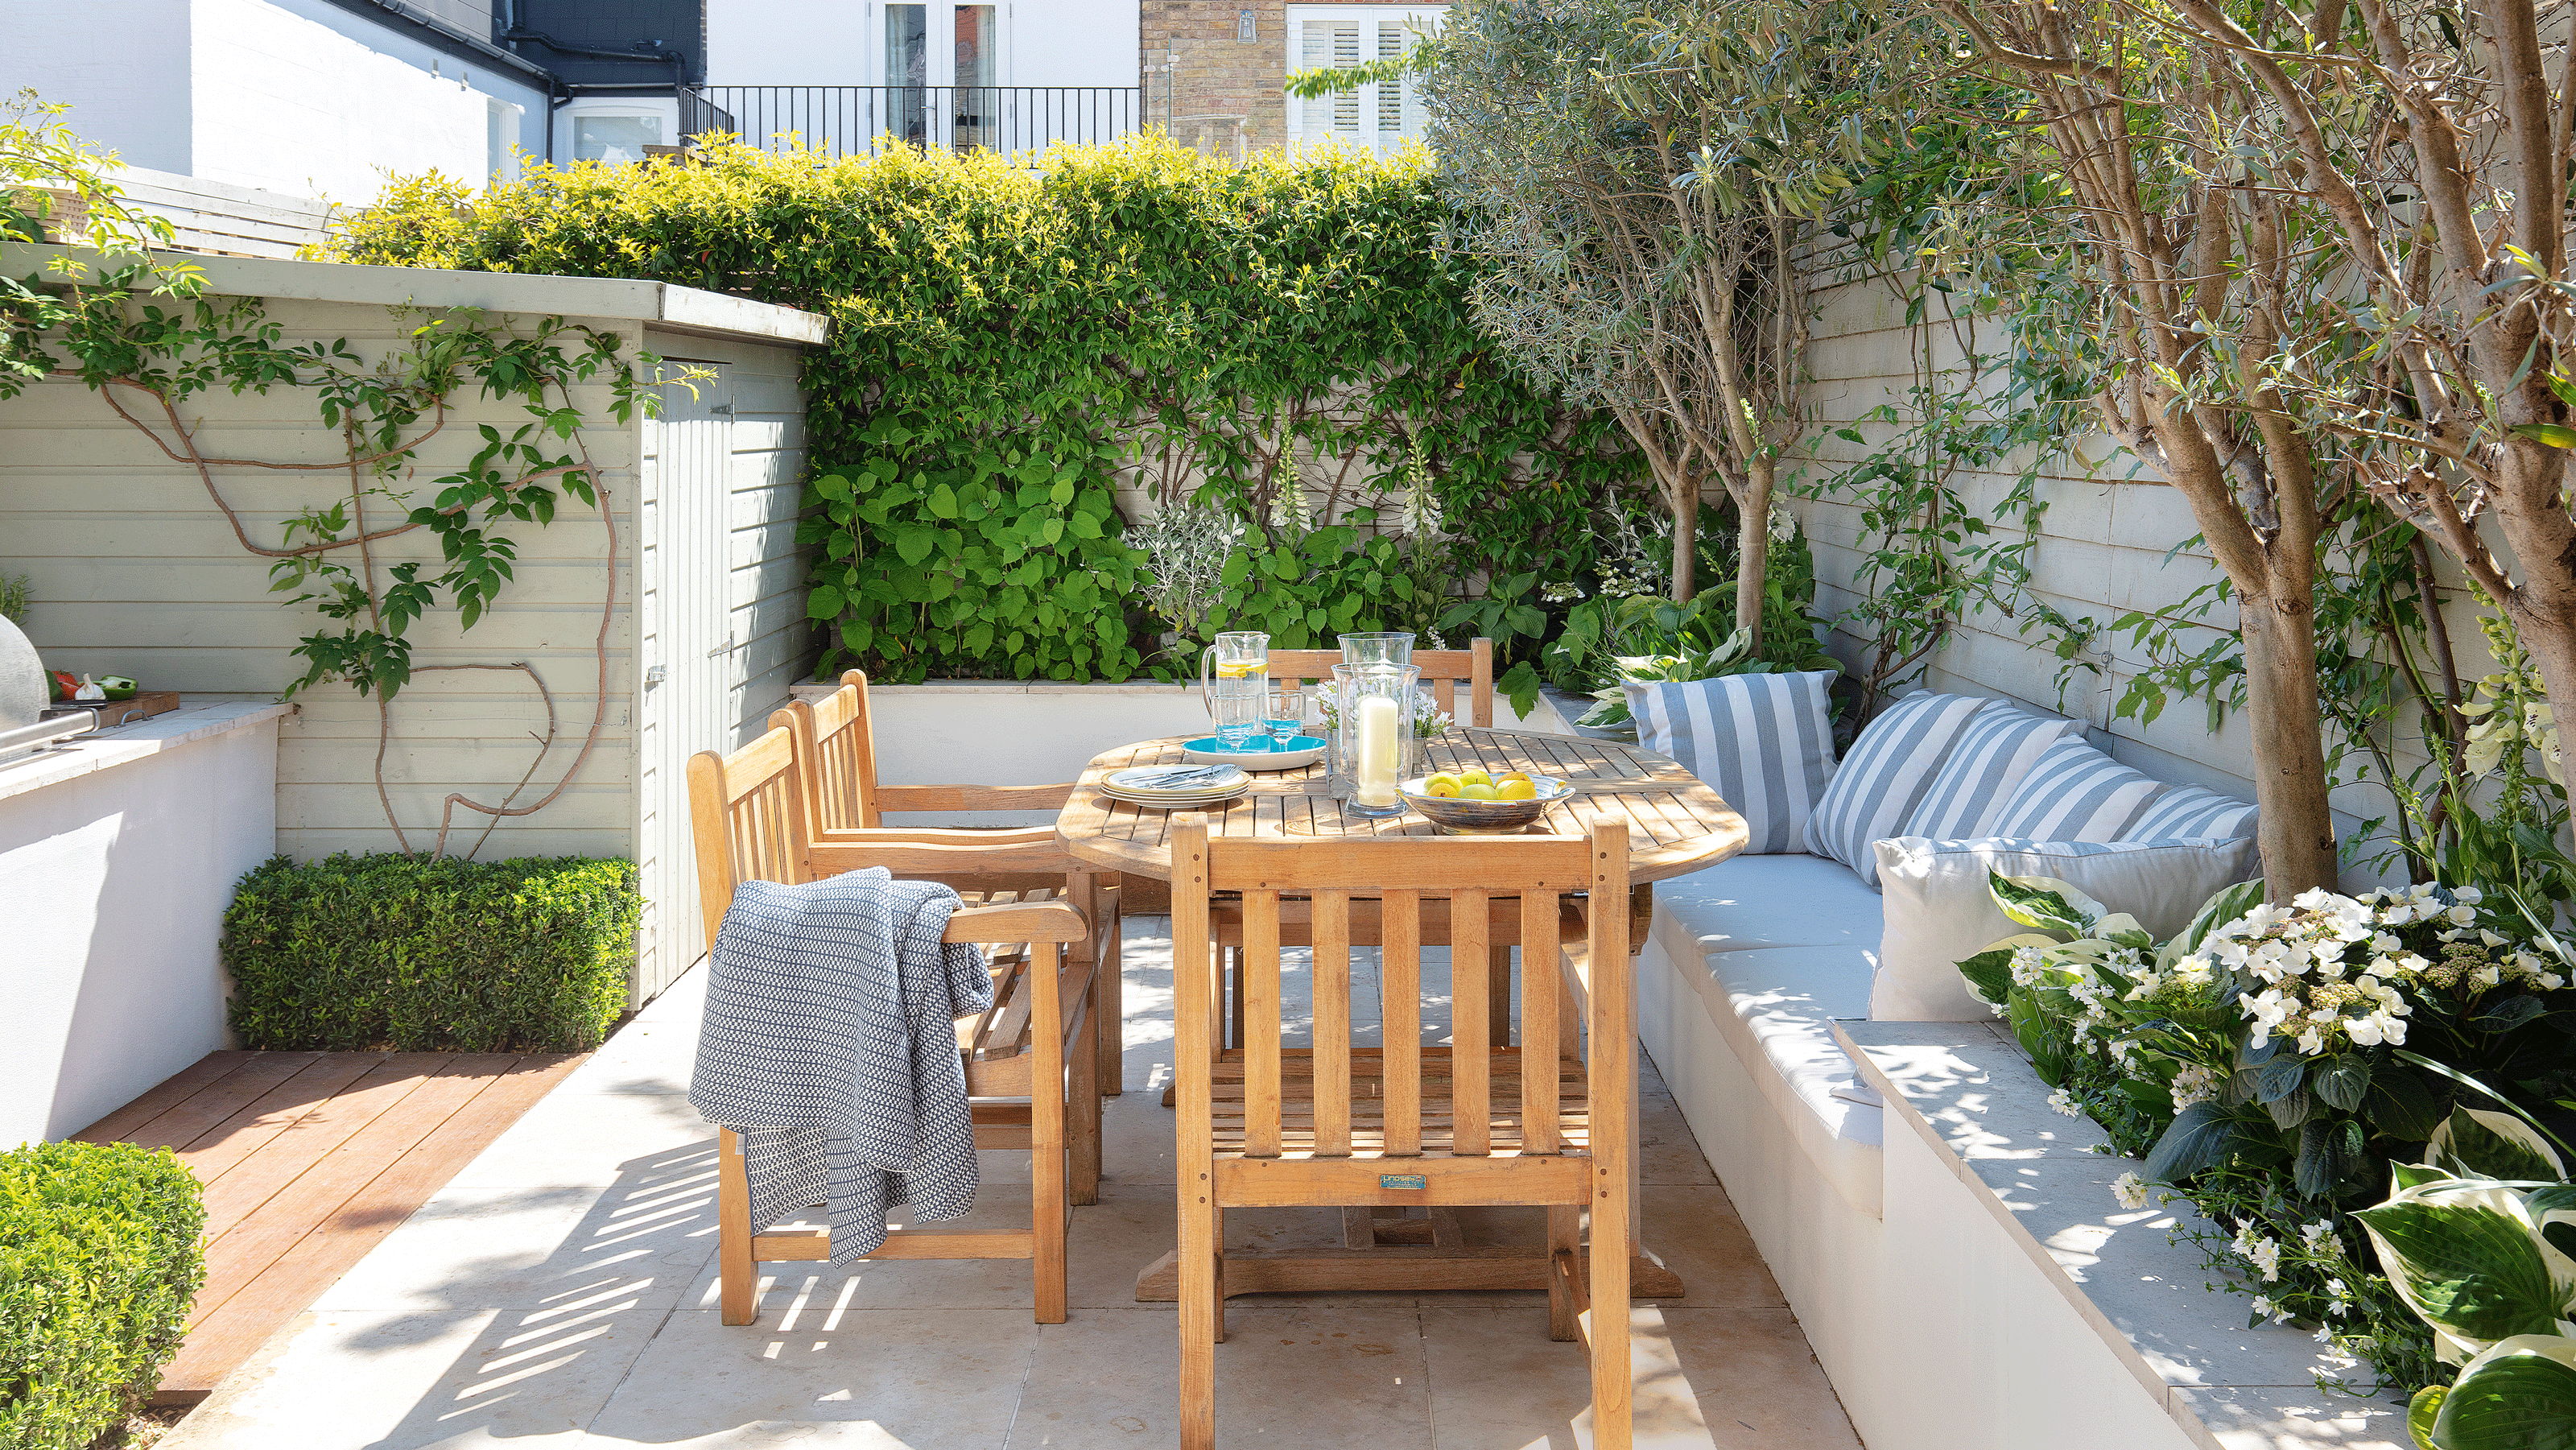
[
  {"x1": 1835, "y1": 1020, "x2": 2411, "y2": 1450},
  {"x1": 0, "y1": 700, "x2": 291, "y2": 806},
  {"x1": 0, "y1": 245, "x2": 830, "y2": 348}
]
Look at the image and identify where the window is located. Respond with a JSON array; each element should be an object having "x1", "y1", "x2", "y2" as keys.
[
  {"x1": 1286, "y1": 5, "x2": 1444, "y2": 155},
  {"x1": 574, "y1": 114, "x2": 663, "y2": 165},
  {"x1": 487, "y1": 100, "x2": 523, "y2": 184},
  {"x1": 881, "y1": 2, "x2": 1008, "y2": 150}
]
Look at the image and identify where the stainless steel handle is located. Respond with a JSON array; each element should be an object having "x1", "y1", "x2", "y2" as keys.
[{"x1": 0, "y1": 709, "x2": 97, "y2": 758}]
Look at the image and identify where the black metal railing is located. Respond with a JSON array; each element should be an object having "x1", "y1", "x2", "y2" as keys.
[{"x1": 683, "y1": 86, "x2": 1146, "y2": 158}]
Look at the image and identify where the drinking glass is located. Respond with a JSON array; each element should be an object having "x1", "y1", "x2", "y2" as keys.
[{"x1": 1264, "y1": 687, "x2": 1306, "y2": 748}]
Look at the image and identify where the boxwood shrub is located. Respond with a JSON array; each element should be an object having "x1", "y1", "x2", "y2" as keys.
[
  {"x1": 221, "y1": 853, "x2": 642, "y2": 1052},
  {"x1": 0, "y1": 1142, "x2": 204, "y2": 1449}
]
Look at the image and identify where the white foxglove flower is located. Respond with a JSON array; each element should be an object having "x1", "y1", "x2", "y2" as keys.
[{"x1": 2111, "y1": 1172, "x2": 2152, "y2": 1211}]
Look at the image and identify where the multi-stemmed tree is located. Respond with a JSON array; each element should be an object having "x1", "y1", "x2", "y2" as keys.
[
  {"x1": 1418, "y1": 0, "x2": 1874, "y2": 624},
  {"x1": 1937, "y1": 0, "x2": 2576, "y2": 894}
]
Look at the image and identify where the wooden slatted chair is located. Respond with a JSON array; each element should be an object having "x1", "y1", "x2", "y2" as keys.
[
  {"x1": 689, "y1": 725, "x2": 1099, "y2": 1326},
  {"x1": 1169, "y1": 813, "x2": 1636, "y2": 1449},
  {"x1": 778, "y1": 671, "x2": 1125, "y2": 1109},
  {"x1": 1262, "y1": 636, "x2": 1494, "y2": 728},
  {"x1": 1221, "y1": 639, "x2": 1524, "y2": 1050}
]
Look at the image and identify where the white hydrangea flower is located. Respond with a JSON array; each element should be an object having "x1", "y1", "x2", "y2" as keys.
[{"x1": 2169, "y1": 1064, "x2": 2223, "y2": 1112}]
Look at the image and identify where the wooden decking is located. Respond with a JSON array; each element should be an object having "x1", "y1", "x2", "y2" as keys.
[{"x1": 75, "y1": 1049, "x2": 584, "y2": 1401}]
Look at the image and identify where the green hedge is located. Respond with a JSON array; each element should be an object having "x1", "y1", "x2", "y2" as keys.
[
  {"x1": 221, "y1": 854, "x2": 642, "y2": 1052},
  {"x1": 332, "y1": 137, "x2": 1641, "y2": 684},
  {"x1": 0, "y1": 1142, "x2": 204, "y2": 1449}
]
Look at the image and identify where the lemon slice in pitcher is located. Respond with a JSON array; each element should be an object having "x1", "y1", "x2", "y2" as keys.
[{"x1": 1216, "y1": 659, "x2": 1268, "y2": 678}]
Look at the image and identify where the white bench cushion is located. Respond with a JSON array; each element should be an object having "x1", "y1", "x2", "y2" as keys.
[
  {"x1": 1651, "y1": 857, "x2": 1885, "y2": 1215},
  {"x1": 1650, "y1": 853, "x2": 1885, "y2": 955}
]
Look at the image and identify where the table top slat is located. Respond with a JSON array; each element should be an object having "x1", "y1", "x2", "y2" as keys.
[{"x1": 1056, "y1": 727, "x2": 1746, "y2": 884}]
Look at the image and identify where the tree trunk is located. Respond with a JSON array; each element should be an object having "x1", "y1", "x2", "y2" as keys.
[
  {"x1": 2239, "y1": 588, "x2": 2342, "y2": 897},
  {"x1": 1734, "y1": 461, "x2": 1773, "y2": 639},
  {"x1": 1669, "y1": 473, "x2": 1695, "y2": 605}
]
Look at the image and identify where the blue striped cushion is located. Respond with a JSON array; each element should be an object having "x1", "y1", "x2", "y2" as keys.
[
  {"x1": 1624, "y1": 671, "x2": 1837, "y2": 854},
  {"x1": 1985, "y1": 737, "x2": 2169, "y2": 841},
  {"x1": 2125, "y1": 783, "x2": 2259, "y2": 841},
  {"x1": 1802, "y1": 692, "x2": 1990, "y2": 885},
  {"x1": 1903, "y1": 704, "x2": 2085, "y2": 842}
]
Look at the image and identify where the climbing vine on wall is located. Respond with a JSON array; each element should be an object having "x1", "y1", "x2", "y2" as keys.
[{"x1": 1, "y1": 261, "x2": 671, "y2": 856}]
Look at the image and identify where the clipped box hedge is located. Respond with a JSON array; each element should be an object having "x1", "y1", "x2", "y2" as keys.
[
  {"x1": 0, "y1": 1142, "x2": 204, "y2": 1449},
  {"x1": 221, "y1": 853, "x2": 642, "y2": 1053}
]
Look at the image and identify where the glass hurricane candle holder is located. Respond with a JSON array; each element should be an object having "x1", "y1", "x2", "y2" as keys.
[{"x1": 1332, "y1": 662, "x2": 1418, "y2": 818}]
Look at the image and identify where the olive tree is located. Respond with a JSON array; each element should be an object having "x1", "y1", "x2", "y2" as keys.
[{"x1": 1420, "y1": 0, "x2": 1851, "y2": 622}]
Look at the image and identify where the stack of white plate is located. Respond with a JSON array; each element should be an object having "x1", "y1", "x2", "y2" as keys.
[{"x1": 1100, "y1": 763, "x2": 1250, "y2": 809}]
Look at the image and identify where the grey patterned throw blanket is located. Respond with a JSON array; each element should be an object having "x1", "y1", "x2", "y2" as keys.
[{"x1": 690, "y1": 866, "x2": 993, "y2": 1264}]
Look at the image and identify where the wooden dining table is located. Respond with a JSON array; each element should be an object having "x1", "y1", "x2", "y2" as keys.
[{"x1": 1055, "y1": 725, "x2": 1748, "y2": 1303}]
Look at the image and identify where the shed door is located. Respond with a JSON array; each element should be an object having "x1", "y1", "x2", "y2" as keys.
[{"x1": 638, "y1": 366, "x2": 733, "y2": 1003}]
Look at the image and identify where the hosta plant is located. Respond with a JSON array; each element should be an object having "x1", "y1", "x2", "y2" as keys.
[{"x1": 2351, "y1": 1101, "x2": 2576, "y2": 1448}]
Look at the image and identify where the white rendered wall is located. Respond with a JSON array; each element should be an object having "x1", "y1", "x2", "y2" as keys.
[
  {"x1": 0, "y1": 0, "x2": 198, "y2": 176},
  {"x1": 192, "y1": 0, "x2": 496, "y2": 200},
  {"x1": 1010, "y1": 0, "x2": 1141, "y2": 87},
  {"x1": 705, "y1": 0, "x2": 870, "y2": 86},
  {"x1": 0, "y1": 708, "x2": 283, "y2": 1148}
]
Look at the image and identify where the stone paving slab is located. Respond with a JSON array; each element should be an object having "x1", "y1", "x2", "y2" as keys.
[{"x1": 164, "y1": 922, "x2": 1860, "y2": 1449}]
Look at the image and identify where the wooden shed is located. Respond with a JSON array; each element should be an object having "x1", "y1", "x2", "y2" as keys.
[{"x1": 0, "y1": 247, "x2": 828, "y2": 1004}]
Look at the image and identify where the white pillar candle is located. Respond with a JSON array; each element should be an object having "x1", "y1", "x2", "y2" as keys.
[{"x1": 1356, "y1": 694, "x2": 1402, "y2": 807}]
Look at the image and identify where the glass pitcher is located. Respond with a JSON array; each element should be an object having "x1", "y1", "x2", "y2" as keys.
[
  {"x1": 1334, "y1": 662, "x2": 1418, "y2": 817},
  {"x1": 1198, "y1": 631, "x2": 1269, "y2": 750}
]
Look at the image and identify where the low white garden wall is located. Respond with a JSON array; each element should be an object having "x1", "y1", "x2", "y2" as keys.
[{"x1": 1, "y1": 701, "x2": 288, "y2": 1146}]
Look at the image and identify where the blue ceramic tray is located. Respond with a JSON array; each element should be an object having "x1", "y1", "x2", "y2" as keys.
[{"x1": 1180, "y1": 734, "x2": 1326, "y2": 770}]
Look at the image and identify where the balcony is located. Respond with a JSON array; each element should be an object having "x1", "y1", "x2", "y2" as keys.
[{"x1": 683, "y1": 85, "x2": 1148, "y2": 159}]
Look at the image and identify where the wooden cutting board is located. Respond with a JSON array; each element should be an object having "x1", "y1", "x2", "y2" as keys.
[{"x1": 43, "y1": 692, "x2": 183, "y2": 728}]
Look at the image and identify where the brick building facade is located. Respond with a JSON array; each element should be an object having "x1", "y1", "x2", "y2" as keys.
[{"x1": 1141, "y1": 0, "x2": 1290, "y2": 156}]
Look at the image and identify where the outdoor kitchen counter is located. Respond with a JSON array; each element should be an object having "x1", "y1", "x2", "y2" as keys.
[
  {"x1": 2, "y1": 699, "x2": 291, "y2": 1146},
  {"x1": 0, "y1": 699, "x2": 291, "y2": 804}
]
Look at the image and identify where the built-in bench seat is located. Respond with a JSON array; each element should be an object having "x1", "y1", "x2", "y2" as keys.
[{"x1": 1620, "y1": 685, "x2": 2363, "y2": 1448}]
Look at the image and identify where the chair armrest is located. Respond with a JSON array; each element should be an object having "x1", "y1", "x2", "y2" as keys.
[
  {"x1": 874, "y1": 783, "x2": 1077, "y2": 812},
  {"x1": 943, "y1": 900, "x2": 1088, "y2": 944}
]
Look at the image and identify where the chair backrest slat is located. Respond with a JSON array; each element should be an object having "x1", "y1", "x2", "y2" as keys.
[
  {"x1": 1174, "y1": 816, "x2": 1616, "y2": 1167},
  {"x1": 1260, "y1": 638, "x2": 1495, "y2": 728},
  {"x1": 1379, "y1": 886, "x2": 1423, "y2": 1157},
  {"x1": 772, "y1": 670, "x2": 884, "y2": 836},
  {"x1": 1449, "y1": 887, "x2": 1491, "y2": 1156},
  {"x1": 687, "y1": 725, "x2": 818, "y2": 956},
  {"x1": 1519, "y1": 889, "x2": 1563, "y2": 1152},
  {"x1": 1311, "y1": 889, "x2": 1353, "y2": 1156},
  {"x1": 1242, "y1": 889, "x2": 1284, "y2": 1159}
]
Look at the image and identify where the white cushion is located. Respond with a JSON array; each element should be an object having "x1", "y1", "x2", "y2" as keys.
[
  {"x1": 1652, "y1": 854, "x2": 1885, "y2": 955},
  {"x1": 1625, "y1": 671, "x2": 1837, "y2": 854},
  {"x1": 1803, "y1": 692, "x2": 1990, "y2": 886},
  {"x1": 1868, "y1": 836, "x2": 2264, "y2": 1021},
  {"x1": 2126, "y1": 783, "x2": 2259, "y2": 841},
  {"x1": 1984, "y1": 737, "x2": 2168, "y2": 841},
  {"x1": 1902, "y1": 704, "x2": 2085, "y2": 841},
  {"x1": 1649, "y1": 899, "x2": 1885, "y2": 1215}
]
